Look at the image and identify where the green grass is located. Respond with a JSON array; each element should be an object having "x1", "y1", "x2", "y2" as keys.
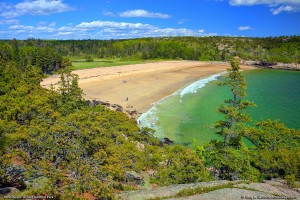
[{"x1": 71, "y1": 58, "x2": 172, "y2": 70}]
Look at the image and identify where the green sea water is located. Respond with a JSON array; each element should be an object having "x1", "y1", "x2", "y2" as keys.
[{"x1": 139, "y1": 69, "x2": 300, "y2": 146}]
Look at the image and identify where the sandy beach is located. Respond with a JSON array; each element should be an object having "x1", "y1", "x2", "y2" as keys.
[{"x1": 41, "y1": 61, "x2": 254, "y2": 115}]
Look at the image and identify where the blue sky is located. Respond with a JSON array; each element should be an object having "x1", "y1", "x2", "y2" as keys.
[{"x1": 0, "y1": 0, "x2": 299, "y2": 39}]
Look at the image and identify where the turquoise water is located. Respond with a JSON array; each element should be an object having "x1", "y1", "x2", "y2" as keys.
[{"x1": 139, "y1": 69, "x2": 300, "y2": 146}]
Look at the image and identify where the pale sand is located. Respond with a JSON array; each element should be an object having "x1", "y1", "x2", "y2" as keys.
[{"x1": 41, "y1": 61, "x2": 254, "y2": 114}]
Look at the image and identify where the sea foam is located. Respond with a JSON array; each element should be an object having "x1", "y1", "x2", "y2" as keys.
[
  {"x1": 138, "y1": 72, "x2": 226, "y2": 131},
  {"x1": 179, "y1": 72, "x2": 225, "y2": 97},
  {"x1": 138, "y1": 106, "x2": 159, "y2": 129}
]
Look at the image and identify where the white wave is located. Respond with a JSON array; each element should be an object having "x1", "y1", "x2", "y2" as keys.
[
  {"x1": 138, "y1": 72, "x2": 226, "y2": 130},
  {"x1": 138, "y1": 106, "x2": 159, "y2": 129},
  {"x1": 180, "y1": 72, "x2": 225, "y2": 97},
  {"x1": 138, "y1": 88, "x2": 182, "y2": 130}
]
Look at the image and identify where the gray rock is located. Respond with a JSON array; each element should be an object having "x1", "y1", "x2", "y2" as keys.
[
  {"x1": 235, "y1": 182, "x2": 299, "y2": 197},
  {"x1": 125, "y1": 171, "x2": 144, "y2": 183},
  {"x1": 116, "y1": 107, "x2": 123, "y2": 112},
  {"x1": 170, "y1": 188, "x2": 276, "y2": 200},
  {"x1": 117, "y1": 181, "x2": 235, "y2": 200},
  {"x1": 0, "y1": 187, "x2": 19, "y2": 196},
  {"x1": 116, "y1": 180, "x2": 300, "y2": 200}
]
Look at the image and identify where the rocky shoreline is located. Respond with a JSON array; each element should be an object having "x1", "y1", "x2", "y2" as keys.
[
  {"x1": 85, "y1": 99, "x2": 142, "y2": 119},
  {"x1": 241, "y1": 60, "x2": 300, "y2": 71}
]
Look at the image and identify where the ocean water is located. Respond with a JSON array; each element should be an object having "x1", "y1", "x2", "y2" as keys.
[{"x1": 138, "y1": 69, "x2": 300, "y2": 146}]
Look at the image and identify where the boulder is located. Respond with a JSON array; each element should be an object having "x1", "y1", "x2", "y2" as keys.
[
  {"x1": 129, "y1": 110, "x2": 138, "y2": 116},
  {"x1": 0, "y1": 187, "x2": 19, "y2": 196},
  {"x1": 161, "y1": 137, "x2": 174, "y2": 145},
  {"x1": 92, "y1": 100, "x2": 100, "y2": 105},
  {"x1": 85, "y1": 100, "x2": 91, "y2": 106},
  {"x1": 116, "y1": 107, "x2": 123, "y2": 112},
  {"x1": 125, "y1": 171, "x2": 144, "y2": 184}
]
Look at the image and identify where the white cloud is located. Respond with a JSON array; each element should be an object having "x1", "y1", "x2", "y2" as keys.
[
  {"x1": 9, "y1": 24, "x2": 55, "y2": 33},
  {"x1": 1, "y1": 0, "x2": 73, "y2": 18},
  {"x1": 0, "y1": 19, "x2": 19, "y2": 25},
  {"x1": 76, "y1": 21, "x2": 155, "y2": 30},
  {"x1": 119, "y1": 9, "x2": 170, "y2": 18},
  {"x1": 178, "y1": 19, "x2": 186, "y2": 25},
  {"x1": 238, "y1": 26, "x2": 252, "y2": 31},
  {"x1": 271, "y1": 5, "x2": 294, "y2": 14},
  {"x1": 228, "y1": 0, "x2": 300, "y2": 14},
  {"x1": 1, "y1": 20, "x2": 212, "y2": 40},
  {"x1": 146, "y1": 28, "x2": 208, "y2": 37},
  {"x1": 229, "y1": 0, "x2": 299, "y2": 6},
  {"x1": 9, "y1": 25, "x2": 34, "y2": 30},
  {"x1": 102, "y1": 11, "x2": 116, "y2": 17},
  {"x1": 58, "y1": 31, "x2": 73, "y2": 35},
  {"x1": 37, "y1": 21, "x2": 56, "y2": 27}
]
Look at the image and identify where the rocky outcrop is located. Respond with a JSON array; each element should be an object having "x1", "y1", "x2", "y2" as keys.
[
  {"x1": 116, "y1": 179, "x2": 300, "y2": 200},
  {"x1": 117, "y1": 180, "x2": 239, "y2": 199},
  {"x1": 0, "y1": 187, "x2": 20, "y2": 196},
  {"x1": 241, "y1": 60, "x2": 300, "y2": 71},
  {"x1": 85, "y1": 99, "x2": 140, "y2": 119},
  {"x1": 269, "y1": 62, "x2": 300, "y2": 70},
  {"x1": 125, "y1": 171, "x2": 144, "y2": 185},
  {"x1": 170, "y1": 188, "x2": 276, "y2": 200},
  {"x1": 161, "y1": 137, "x2": 174, "y2": 145}
]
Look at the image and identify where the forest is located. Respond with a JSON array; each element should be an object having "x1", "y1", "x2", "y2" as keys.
[
  {"x1": 1, "y1": 36, "x2": 300, "y2": 72},
  {"x1": 0, "y1": 37, "x2": 299, "y2": 199}
]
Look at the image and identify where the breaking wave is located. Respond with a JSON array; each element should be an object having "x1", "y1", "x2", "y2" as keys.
[{"x1": 138, "y1": 72, "x2": 226, "y2": 131}]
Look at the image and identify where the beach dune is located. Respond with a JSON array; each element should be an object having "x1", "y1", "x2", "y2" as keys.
[{"x1": 41, "y1": 61, "x2": 254, "y2": 114}]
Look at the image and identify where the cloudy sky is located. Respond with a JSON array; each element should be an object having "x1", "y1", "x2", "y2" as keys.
[{"x1": 0, "y1": 0, "x2": 299, "y2": 39}]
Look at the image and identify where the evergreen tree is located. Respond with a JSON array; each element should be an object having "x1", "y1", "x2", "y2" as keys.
[
  {"x1": 57, "y1": 69, "x2": 84, "y2": 115},
  {"x1": 214, "y1": 58, "x2": 255, "y2": 148},
  {"x1": 206, "y1": 58, "x2": 259, "y2": 180}
]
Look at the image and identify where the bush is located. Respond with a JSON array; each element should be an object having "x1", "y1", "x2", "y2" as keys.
[{"x1": 85, "y1": 55, "x2": 94, "y2": 62}]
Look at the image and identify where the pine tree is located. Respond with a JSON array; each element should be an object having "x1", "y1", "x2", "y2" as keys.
[
  {"x1": 57, "y1": 69, "x2": 84, "y2": 115},
  {"x1": 214, "y1": 58, "x2": 255, "y2": 148},
  {"x1": 205, "y1": 58, "x2": 259, "y2": 181}
]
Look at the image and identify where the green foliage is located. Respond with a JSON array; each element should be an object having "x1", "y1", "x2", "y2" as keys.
[
  {"x1": 0, "y1": 59, "x2": 212, "y2": 198},
  {"x1": 245, "y1": 120, "x2": 300, "y2": 181},
  {"x1": 214, "y1": 59, "x2": 255, "y2": 147},
  {"x1": 151, "y1": 145, "x2": 211, "y2": 186},
  {"x1": 1, "y1": 36, "x2": 300, "y2": 66},
  {"x1": 85, "y1": 54, "x2": 94, "y2": 62},
  {"x1": 204, "y1": 59, "x2": 300, "y2": 183},
  {"x1": 206, "y1": 59, "x2": 259, "y2": 181},
  {"x1": 0, "y1": 62, "x2": 22, "y2": 95},
  {"x1": 206, "y1": 141, "x2": 260, "y2": 181},
  {"x1": 0, "y1": 41, "x2": 69, "y2": 74},
  {"x1": 61, "y1": 57, "x2": 72, "y2": 68},
  {"x1": 1, "y1": 37, "x2": 300, "y2": 198},
  {"x1": 56, "y1": 69, "x2": 85, "y2": 115},
  {"x1": 285, "y1": 174, "x2": 297, "y2": 188},
  {"x1": 192, "y1": 140, "x2": 207, "y2": 164}
]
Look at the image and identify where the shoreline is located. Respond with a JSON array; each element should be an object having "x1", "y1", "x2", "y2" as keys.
[
  {"x1": 41, "y1": 61, "x2": 255, "y2": 119},
  {"x1": 241, "y1": 60, "x2": 300, "y2": 71},
  {"x1": 137, "y1": 72, "x2": 227, "y2": 131}
]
